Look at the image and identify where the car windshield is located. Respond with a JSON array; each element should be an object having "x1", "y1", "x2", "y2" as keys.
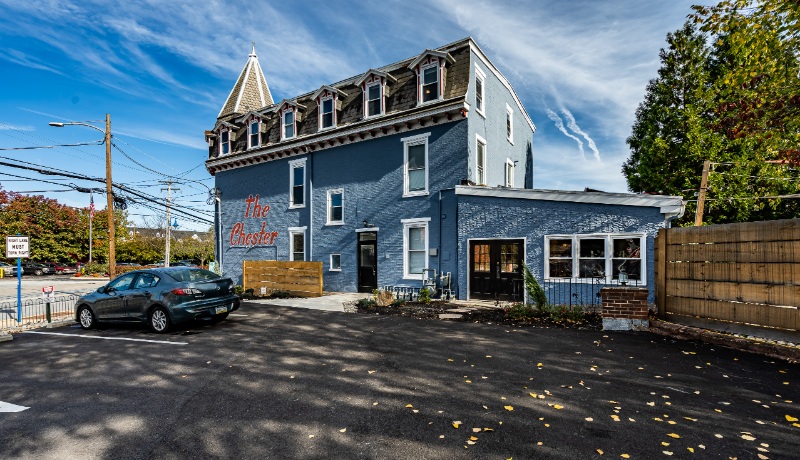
[{"x1": 166, "y1": 268, "x2": 220, "y2": 282}]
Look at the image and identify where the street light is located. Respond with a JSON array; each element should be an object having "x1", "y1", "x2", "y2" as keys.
[{"x1": 50, "y1": 115, "x2": 117, "y2": 278}]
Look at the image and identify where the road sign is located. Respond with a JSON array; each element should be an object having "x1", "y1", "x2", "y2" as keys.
[
  {"x1": 6, "y1": 236, "x2": 30, "y2": 259},
  {"x1": 43, "y1": 286, "x2": 55, "y2": 302}
]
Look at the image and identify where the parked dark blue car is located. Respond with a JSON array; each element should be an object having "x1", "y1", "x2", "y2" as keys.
[{"x1": 74, "y1": 267, "x2": 240, "y2": 333}]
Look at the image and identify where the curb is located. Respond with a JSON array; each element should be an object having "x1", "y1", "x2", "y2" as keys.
[
  {"x1": 0, "y1": 334, "x2": 12, "y2": 342},
  {"x1": 650, "y1": 319, "x2": 800, "y2": 363},
  {"x1": 46, "y1": 320, "x2": 75, "y2": 328}
]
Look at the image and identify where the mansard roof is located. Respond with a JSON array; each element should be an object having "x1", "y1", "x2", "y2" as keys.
[
  {"x1": 406, "y1": 49, "x2": 455, "y2": 70},
  {"x1": 354, "y1": 68, "x2": 398, "y2": 86},
  {"x1": 311, "y1": 85, "x2": 348, "y2": 101},
  {"x1": 218, "y1": 44, "x2": 274, "y2": 118}
]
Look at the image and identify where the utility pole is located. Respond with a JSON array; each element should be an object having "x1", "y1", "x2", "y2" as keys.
[
  {"x1": 160, "y1": 180, "x2": 180, "y2": 267},
  {"x1": 694, "y1": 160, "x2": 711, "y2": 226},
  {"x1": 105, "y1": 114, "x2": 116, "y2": 278}
]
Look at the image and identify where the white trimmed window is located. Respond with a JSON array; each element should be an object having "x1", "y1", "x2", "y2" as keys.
[
  {"x1": 402, "y1": 133, "x2": 430, "y2": 197},
  {"x1": 321, "y1": 97, "x2": 334, "y2": 129},
  {"x1": 327, "y1": 188, "x2": 344, "y2": 225},
  {"x1": 248, "y1": 119, "x2": 260, "y2": 149},
  {"x1": 366, "y1": 83, "x2": 382, "y2": 117},
  {"x1": 402, "y1": 217, "x2": 430, "y2": 280},
  {"x1": 289, "y1": 158, "x2": 306, "y2": 208},
  {"x1": 476, "y1": 134, "x2": 486, "y2": 185},
  {"x1": 330, "y1": 253, "x2": 341, "y2": 271},
  {"x1": 544, "y1": 234, "x2": 646, "y2": 284},
  {"x1": 506, "y1": 103, "x2": 514, "y2": 144},
  {"x1": 421, "y1": 64, "x2": 439, "y2": 103},
  {"x1": 283, "y1": 110, "x2": 295, "y2": 140},
  {"x1": 475, "y1": 65, "x2": 486, "y2": 117},
  {"x1": 219, "y1": 129, "x2": 230, "y2": 155},
  {"x1": 505, "y1": 158, "x2": 514, "y2": 187},
  {"x1": 289, "y1": 227, "x2": 307, "y2": 261}
]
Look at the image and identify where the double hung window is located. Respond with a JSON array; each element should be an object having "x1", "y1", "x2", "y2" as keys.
[
  {"x1": 367, "y1": 84, "x2": 381, "y2": 117},
  {"x1": 327, "y1": 189, "x2": 343, "y2": 225},
  {"x1": 402, "y1": 133, "x2": 429, "y2": 197},
  {"x1": 249, "y1": 121, "x2": 259, "y2": 149},
  {"x1": 220, "y1": 130, "x2": 230, "y2": 155},
  {"x1": 475, "y1": 65, "x2": 486, "y2": 116},
  {"x1": 289, "y1": 159, "x2": 306, "y2": 208},
  {"x1": 545, "y1": 234, "x2": 645, "y2": 283},
  {"x1": 284, "y1": 111, "x2": 294, "y2": 139},
  {"x1": 506, "y1": 104, "x2": 514, "y2": 144},
  {"x1": 505, "y1": 159, "x2": 514, "y2": 187},
  {"x1": 476, "y1": 135, "x2": 486, "y2": 185},
  {"x1": 422, "y1": 66, "x2": 438, "y2": 103},
  {"x1": 402, "y1": 218, "x2": 430, "y2": 279},
  {"x1": 321, "y1": 99, "x2": 334, "y2": 129}
]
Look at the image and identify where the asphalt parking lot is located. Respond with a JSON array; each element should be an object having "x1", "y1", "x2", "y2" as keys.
[{"x1": 0, "y1": 302, "x2": 798, "y2": 459}]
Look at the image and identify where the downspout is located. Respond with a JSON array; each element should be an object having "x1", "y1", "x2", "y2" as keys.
[
  {"x1": 309, "y1": 151, "x2": 313, "y2": 262},
  {"x1": 664, "y1": 200, "x2": 686, "y2": 228},
  {"x1": 216, "y1": 193, "x2": 223, "y2": 275},
  {"x1": 438, "y1": 189, "x2": 442, "y2": 277}
]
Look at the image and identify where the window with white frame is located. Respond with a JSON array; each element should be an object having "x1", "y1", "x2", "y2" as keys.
[
  {"x1": 475, "y1": 66, "x2": 486, "y2": 116},
  {"x1": 289, "y1": 227, "x2": 306, "y2": 261},
  {"x1": 544, "y1": 234, "x2": 645, "y2": 283},
  {"x1": 402, "y1": 133, "x2": 430, "y2": 197},
  {"x1": 505, "y1": 158, "x2": 514, "y2": 187},
  {"x1": 422, "y1": 65, "x2": 439, "y2": 103},
  {"x1": 367, "y1": 83, "x2": 382, "y2": 117},
  {"x1": 289, "y1": 159, "x2": 306, "y2": 208},
  {"x1": 402, "y1": 218, "x2": 429, "y2": 279},
  {"x1": 248, "y1": 120, "x2": 259, "y2": 149},
  {"x1": 330, "y1": 253, "x2": 341, "y2": 271},
  {"x1": 321, "y1": 98, "x2": 334, "y2": 129},
  {"x1": 506, "y1": 103, "x2": 514, "y2": 144},
  {"x1": 327, "y1": 188, "x2": 343, "y2": 225},
  {"x1": 283, "y1": 110, "x2": 295, "y2": 139},
  {"x1": 476, "y1": 135, "x2": 486, "y2": 185},
  {"x1": 219, "y1": 129, "x2": 230, "y2": 155}
]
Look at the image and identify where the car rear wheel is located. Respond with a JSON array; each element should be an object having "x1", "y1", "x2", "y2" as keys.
[
  {"x1": 149, "y1": 307, "x2": 171, "y2": 333},
  {"x1": 34, "y1": 269, "x2": 43, "y2": 276},
  {"x1": 78, "y1": 306, "x2": 96, "y2": 330}
]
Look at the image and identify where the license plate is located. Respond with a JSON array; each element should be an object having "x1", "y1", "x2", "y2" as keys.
[{"x1": 215, "y1": 306, "x2": 228, "y2": 314}]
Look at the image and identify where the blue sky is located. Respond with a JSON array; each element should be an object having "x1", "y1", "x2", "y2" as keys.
[{"x1": 0, "y1": 0, "x2": 696, "y2": 231}]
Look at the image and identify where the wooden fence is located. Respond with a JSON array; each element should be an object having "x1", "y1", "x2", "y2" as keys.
[
  {"x1": 655, "y1": 219, "x2": 800, "y2": 342},
  {"x1": 243, "y1": 261, "x2": 323, "y2": 298}
]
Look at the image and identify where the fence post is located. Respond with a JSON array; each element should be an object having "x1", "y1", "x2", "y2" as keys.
[
  {"x1": 655, "y1": 228, "x2": 668, "y2": 320},
  {"x1": 46, "y1": 302, "x2": 51, "y2": 323}
]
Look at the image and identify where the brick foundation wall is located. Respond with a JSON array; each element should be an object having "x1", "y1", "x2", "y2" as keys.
[{"x1": 600, "y1": 287, "x2": 649, "y2": 331}]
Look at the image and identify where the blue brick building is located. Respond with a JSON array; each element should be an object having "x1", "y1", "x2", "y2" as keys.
[{"x1": 204, "y1": 38, "x2": 684, "y2": 302}]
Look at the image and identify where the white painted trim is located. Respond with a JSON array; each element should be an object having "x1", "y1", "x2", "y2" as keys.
[
  {"x1": 365, "y1": 81, "x2": 384, "y2": 118},
  {"x1": 474, "y1": 64, "x2": 486, "y2": 118},
  {"x1": 289, "y1": 159, "x2": 307, "y2": 209},
  {"x1": 329, "y1": 253, "x2": 342, "y2": 271},
  {"x1": 403, "y1": 220, "x2": 429, "y2": 280},
  {"x1": 455, "y1": 186, "x2": 685, "y2": 213},
  {"x1": 417, "y1": 61, "x2": 445, "y2": 106},
  {"x1": 289, "y1": 228, "x2": 307, "y2": 261},
  {"x1": 247, "y1": 119, "x2": 260, "y2": 150},
  {"x1": 506, "y1": 103, "x2": 514, "y2": 145},
  {"x1": 402, "y1": 133, "x2": 430, "y2": 198},
  {"x1": 400, "y1": 217, "x2": 431, "y2": 223},
  {"x1": 505, "y1": 158, "x2": 514, "y2": 188},
  {"x1": 466, "y1": 237, "x2": 527, "y2": 302},
  {"x1": 326, "y1": 188, "x2": 344, "y2": 225},
  {"x1": 319, "y1": 95, "x2": 336, "y2": 131},
  {"x1": 476, "y1": 134, "x2": 487, "y2": 185},
  {"x1": 234, "y1": 59, "x2": 254, "y2": 114},
  {"x1": 543, "y1": 233, "x2": 647, "y2": 285},
  {"x1": 355, "y1": 227, "x2": 379, "y2": 233}
]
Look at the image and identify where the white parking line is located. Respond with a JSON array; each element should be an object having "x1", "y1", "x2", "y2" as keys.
[
  {"x1": 0, "y1": 401, "x2": 29, "y2": 412},
  {"x1": 21, "y1": 331, "x2": 188, "y2": 345},
  {"x1": 229, "y1": 314, "x2": 248, "y2": 317}
]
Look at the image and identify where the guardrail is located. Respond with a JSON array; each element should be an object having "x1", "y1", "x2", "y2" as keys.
[{"x1": 0, "y1": 294, "x2": 85, "y2": 333}]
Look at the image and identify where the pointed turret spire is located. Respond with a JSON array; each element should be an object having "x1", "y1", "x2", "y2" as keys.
[{"x1": 218, "y1": 43, "x2": 274, "y2": 119}]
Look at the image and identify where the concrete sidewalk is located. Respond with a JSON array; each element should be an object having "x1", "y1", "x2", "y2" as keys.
[{"x1": 249, "y1": 292, "x2": 364, "y2": 311}]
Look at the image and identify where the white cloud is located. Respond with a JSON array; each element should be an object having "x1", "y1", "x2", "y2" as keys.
[
  {"x1": 544, "y1": 108, "x2": 584, "y2": 158},
  {"x1": 560, "y1": 107, "x2": 600, "y2": 162}
]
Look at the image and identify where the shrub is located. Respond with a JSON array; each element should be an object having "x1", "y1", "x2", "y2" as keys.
[
  {"x1": 82, "y1": 262, "x2": 108, "y2": 275},
  {"x1": 522, "y1": 261, "x2": 548, "y2": 310},
  {"x1": 551, "y1": 304, "x2": 585, "y2": 322},
  {"x1": 391, "y1": 298, "x2": 406, "y2": 307},
  {"x1": 356, "y1": 298, "x2": 378, "y2": 308},
  {"x1": 419, "y1": 288, "x2": 431, "y2": 304},
  {"x1": 271, "y1": 290, "x2": 292, "y2": 299},
  {"x1": 503, "y1": 302, "x2": 537, "y2": 320},
  {"x1": 234, "y1": 285, "x2": 244, "y2": 296}
]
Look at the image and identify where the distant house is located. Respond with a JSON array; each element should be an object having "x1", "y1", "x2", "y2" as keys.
[
  {"x1": 124, "y1": 227, "x2": 211, "y2": 243},
  {"x1": 204, "y1": 38, "x2": 684, "y2": 302}
]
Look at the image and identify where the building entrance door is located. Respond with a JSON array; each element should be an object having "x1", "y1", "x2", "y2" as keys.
[
  {"x1": 357, "y1": 232, "x2": 377, "y2": 293},
  {"x1": 469, "y1": 239, "x2": 524, "y2": 301}
]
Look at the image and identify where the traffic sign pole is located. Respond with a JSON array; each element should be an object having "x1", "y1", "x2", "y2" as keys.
[
  {"x1": 7, "y1": 233, "x2": 30, "y2": 324},
  {"x1": 16, "y1": 257, "x2": 21, "y2": 323}
]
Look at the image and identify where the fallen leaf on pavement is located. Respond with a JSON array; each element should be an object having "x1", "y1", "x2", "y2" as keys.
[
  {"x1": 715, "y1": 434, "x2": 723, "y2": 438},
  {"x1": 472, "y1": 428, "x2": 481, "y2": 432},
  {"x1": 621, "y1": 455, "x2": 630, "y2": 458},
  {"x1": 373, "y1": 402, "x2": 378, "y2": 405},
  {"x1": 413, "y1": 410, "x2": 419, "y2": 413},
  {"x1": 340, "y1": 428, "x2": 346, "y2": 433},
  {"x1": 470, "y1": 436, "x2": 478, "y2": 440},
  {"x1": 483, "y1": 405, "x2": 488, "y2": 409},
  {"x1": 504, "y1": 406, "x2": 514, "y2": 411},
  {"x1": 597, "y1": 449, "x2": 603, "y2": 454},
  {"x1": 453, "y1": 421, "x2": 461, "y2": 428},
  {"x1": 554, "y1": 405, "x2": 564, "y2": 409},
  {"x1": 439, "y1": 435, "x2": 444, "y2": 438},
  {"x1": 757, "y1": 455, "x2": 768, "y2": 460},
  {"x1": 647, "y1": 402, "x2": 655, "y2": 406},
  {"x1": 662, "y1": 442, "x2": 669, "y2": 446},
  {"x1": 484, "y1": 428, "x2": 494, "y2": 432},
  {"x1": 467, "y1": 441, "x2": 475, "y2": 445},
  {"x1": 537, "y1": 363, "x2": 543, "y2": 367},
  {"x1": 585, "y1": 417, "x2": 593, "y2": 421},
  {"x1": 406, "y1": 404, "x2": 413, "y2": 408},
  {"x1": 663, "y1": 451, "x2": 673, "y2": 456},
  {"x1": 667, "y1": 433, "x2": 680, "y2": 438},
  {"x1": 786, "y1": 415, "x2": 798, "y2": 422},
  {"x1": 741, "y1": 435, "x2": 756, "y2": 441},
  {"x1": 368, "y1": 370, "x2": 376, "y2": 374},
  {"x1": 309, "y1": 435, "x2": 314, "y2": 438},
  {"x1": 688, "y1": 448, "x2": 694, "y2": 452}
]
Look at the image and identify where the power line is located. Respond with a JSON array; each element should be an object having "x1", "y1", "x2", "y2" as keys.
[{"x1": 712, "y1": 171, "x2": 800, "y2": 182}]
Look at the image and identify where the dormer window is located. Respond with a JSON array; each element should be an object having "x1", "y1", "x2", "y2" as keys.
[
  {"x1": 356, "y1": 69, "x2": 396, "y2": 119},
  {"x1": 367, "y1": 84, "x2": 381, "y2": 116},
  {"x1": 284, "y1": 111, "x2": 295, "y2": 138},
  {"x1": 248, "y1": 119, "x2": 260, "y2": 149},
  {"x1": 408, "y1": 49, "x2": 454, "y2": 107},
  {"x1": 321, "y1": 98, "x2": 334, "y2": 129},
  {"x1": 220, "y1": 130, "x2": 230, "y2": 155}
]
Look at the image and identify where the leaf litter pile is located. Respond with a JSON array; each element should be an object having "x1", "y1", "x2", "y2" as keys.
[{"x1": 356, "y1": 301, "x2": 601, "y2": 330}]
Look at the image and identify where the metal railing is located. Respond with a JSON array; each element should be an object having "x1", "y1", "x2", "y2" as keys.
[
  {"x1": 0, "y1": 294, "x2": 85, "y2": 333},
  {"x1": 510, "y1": 277, "x2": 643, "y2": 311}
]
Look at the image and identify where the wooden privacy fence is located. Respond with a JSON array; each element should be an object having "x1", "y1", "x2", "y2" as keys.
[
  {"x1": 655, "y1": 219, "x2": 800, "y2": 342},
  {"x1": 243, "y1": 261, "x2": 323, "y2": 298}
]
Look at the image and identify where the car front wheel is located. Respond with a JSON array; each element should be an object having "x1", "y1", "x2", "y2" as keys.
[
  {"x1": 78, "y1": 306, "x2": 96, "y2": 330},
  {"x1": 34, "y1": 269, "x2": 43, "y2": 276},
  {"x1": 149, "y1": 307, "x2": 171, "y2": 333}
]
